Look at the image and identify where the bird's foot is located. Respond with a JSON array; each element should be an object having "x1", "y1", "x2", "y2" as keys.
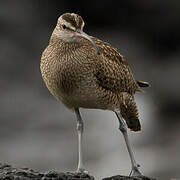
[
  {"x1": 76, "y1": 168, "x2": 89, "y2": 174},
  {"x1": 129, "y1": 165, "x2": 142, "y2": 177}
]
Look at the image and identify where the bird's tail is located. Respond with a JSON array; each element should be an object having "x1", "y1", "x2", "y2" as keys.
[
  {"x1": 136, "y1": 80, "x2": 150, "y2": 88},
  {"x1": 119, "y1": 92, "x2": 141, "y2": 132}
]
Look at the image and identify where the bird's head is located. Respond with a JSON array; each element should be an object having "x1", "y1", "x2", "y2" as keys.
[{"x1": 54, "y1": 13, "x2": 100, "y2": 54}]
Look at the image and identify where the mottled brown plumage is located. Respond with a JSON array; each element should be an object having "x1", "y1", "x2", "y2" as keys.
[
  {"x1": 40, "y1": 13, "x2": 149, "y2": 132},
  {"x1": 61, "y1": 13, "x2": 84, "y2": 29}
]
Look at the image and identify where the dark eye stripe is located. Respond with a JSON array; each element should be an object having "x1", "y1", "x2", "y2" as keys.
[
  {"x1": 62, "y1": 24, "x2": 66, "y2": 29},
  {"x1": 61, "y1": 24, "x2": 75, "y2": 32}
]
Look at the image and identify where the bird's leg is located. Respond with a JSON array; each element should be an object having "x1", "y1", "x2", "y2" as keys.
[
  {"x1": 75, "y1": 108, "x2": 87, "y2": 173},
  {"x1": 115, "y1": 112, "x2": 142, "y2": 177}
]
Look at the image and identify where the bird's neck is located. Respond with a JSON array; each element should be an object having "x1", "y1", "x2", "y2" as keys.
[{"x1": 49, "y1": 31, "x2": 82, "y2": 54}]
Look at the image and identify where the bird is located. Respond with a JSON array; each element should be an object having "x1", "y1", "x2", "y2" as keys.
[{"x1": 40, "y1": 12, "x2": 149, "y2": 176}]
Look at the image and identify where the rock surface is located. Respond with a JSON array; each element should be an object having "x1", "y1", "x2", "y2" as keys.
[
  {"x1": 102, "y1": 175, "x2": 156, "y2": 180},
  {"x1": 0, "y1": 163, "x2": 94, "y2": 180},
  {"x1": 0, "y1": 163, "x2": 156, "y2": 180}
]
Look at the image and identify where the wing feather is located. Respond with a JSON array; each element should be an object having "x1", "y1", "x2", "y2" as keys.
[{"x1": 91, "y1": 37, "x2": 141, "y2": 94}]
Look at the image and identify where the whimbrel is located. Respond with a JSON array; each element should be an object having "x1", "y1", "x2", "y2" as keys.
[{"x1": 40, "y1": 13, "x2": 149, "y2": 176}]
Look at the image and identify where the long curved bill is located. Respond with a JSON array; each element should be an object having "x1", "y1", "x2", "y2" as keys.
[{"x1": 76, "y1": 29, "x2": 100, "y2": 55}]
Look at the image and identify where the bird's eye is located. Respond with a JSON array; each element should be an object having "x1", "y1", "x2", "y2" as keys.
[{"x1": 62, "y1": 24, "x2": 67, "y2": 29}]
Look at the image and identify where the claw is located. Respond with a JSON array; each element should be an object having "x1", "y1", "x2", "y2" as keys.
[
  {"x1": 76, "y1": 168, "x2": 89, "y2": 174},
  {"x1": 129, "y1": 166, "x2": 142, "y2": 177}
]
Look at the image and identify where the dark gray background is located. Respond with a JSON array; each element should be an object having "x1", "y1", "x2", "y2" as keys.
[{"x1": 0, "y1": 1, "x2": 180, "y2": 179}]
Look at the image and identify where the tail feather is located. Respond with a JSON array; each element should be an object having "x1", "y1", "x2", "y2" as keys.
[
  {"x1": 119, "y1": 92, "x2": 141, "y2": 132},
  {"x1": 136, "y1": 80, "x2": 150, "y2": 88}
]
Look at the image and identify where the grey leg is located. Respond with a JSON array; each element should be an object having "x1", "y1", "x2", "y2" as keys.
[
  {"x1": 115, "y1": 112, "x2": 142, "y2": 176},
  {"x1": 75, "y1": 108, "x2": 87, "y2": 173}
]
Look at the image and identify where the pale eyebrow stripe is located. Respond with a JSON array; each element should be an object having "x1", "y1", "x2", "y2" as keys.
[{"x1": 60, "y1": 19, "x2": 76, "y2": 31}]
